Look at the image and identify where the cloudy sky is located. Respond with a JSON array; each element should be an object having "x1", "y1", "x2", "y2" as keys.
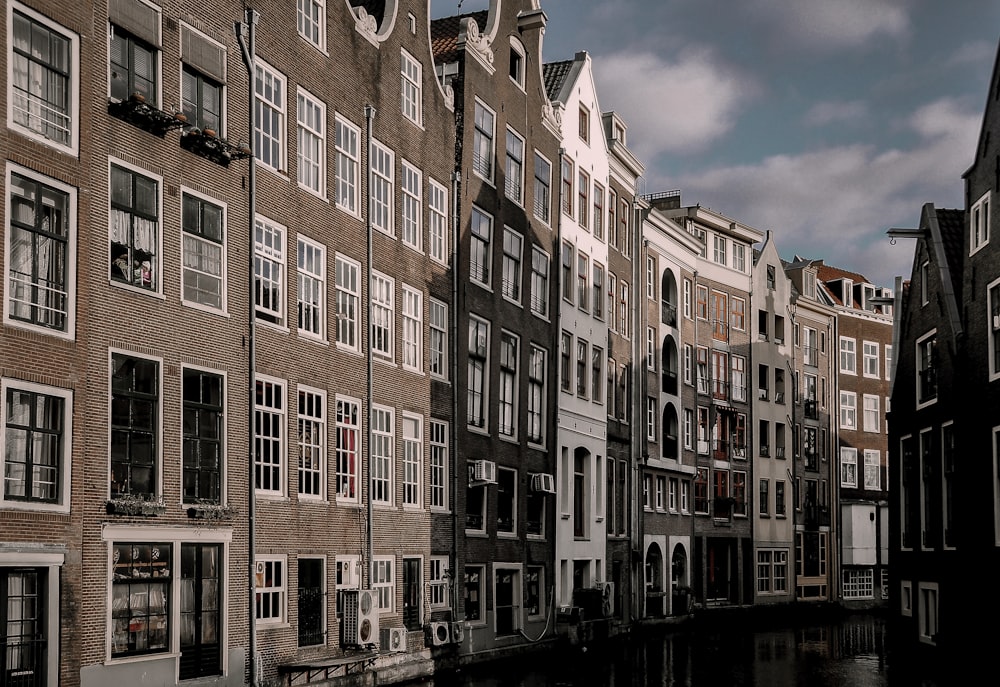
[{"x1": 431, "y1": 0, "x2": 1000, "y2": 287}]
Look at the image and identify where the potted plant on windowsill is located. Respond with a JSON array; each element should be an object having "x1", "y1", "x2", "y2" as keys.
[
  {"x1": 187, "y1": 499, "x2": 237, "y2": 521},
  {"x1": 106, "y1": 493, "x2": 167, "y2": 516}
]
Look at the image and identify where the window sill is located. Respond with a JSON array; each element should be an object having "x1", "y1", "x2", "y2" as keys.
[{"x1": 105, "y1": 651, "x2": 180, "y2": 667}]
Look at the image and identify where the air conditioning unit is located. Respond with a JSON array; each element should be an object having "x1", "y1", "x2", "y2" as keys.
[
  {"x1": 380, "y1": 626, "x2": 406, "y2": 653},
  {"x1": 470, "y1": 459, "x2": 497, "y2": 485},
  {"x1": 450, "y1": 621, "x2": 465, "y2": 644},
  {"x1": 531, "y1": 473, "x2": 556, "y2": 494},
  {"x1": 427, "y1": 620, "x2": 451, "y2": 646},
  {"x1": 596, "y1": 581, "x2": 614, "y2": 617},
  {"x1": 340, "y1": 589, "x2": 378, "y2": 647}
]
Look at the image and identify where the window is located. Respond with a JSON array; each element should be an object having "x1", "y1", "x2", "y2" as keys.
[
  {"x1": 533, "y1": 152, "x2": 551, "y2": 224},
  {"x1": 371, "y1": 272, "x2": 394, "y2": 360},
  {"x1": 183, "y1": 368, "x2": 223, "y2": 503},
  {"x1": 255, "y1": 217, "x2": 285, "y2": 325},
  {"x1": 254, "y1": 60, "x2": 285, "y2": 171},
  {"x1": 472, "y1": 100, "x2": 495, "y2": 180},
  {"x1": 620, "y1": 283, "x2": 630, "y2": 337},
  {"x1": 713, "y1": 235, "x2": 727, "y2": 265},
  {"x1": 112, "y1": 542, "x2": 171, "y2": 655},
  {"x1": 886, "y1": 344, "x2": 894, "y2": 381},
  {"x1": 655, "y1": 475, "x2": 665, "y2": 510},
  {"x1": 920, "y1": 261, "x2": 929, "y2": 306},
  {"x1": 429, "y1": 557, "x2": 449, "y2": 609},
  {"x1": 2, "y1": 380, "x2": 71, "y2": 508},
  {"x1": 696, "y1": 285, "x2": 708, "y2": 320},
  {"x1": 668, "y1": 478, "x2": 678, "y2": 512},
  {"x1": 683, "y1": 279, "x2": 692, "y2": 319},
  {"x1": 370, "y1": 140, "x2": 393, "y2": 234},
  {"x1": 11, "y1": 5, "x2": 77, "y2": 151},
  {"x1": 863, "y1": 341, "x2": 879, "y2": 378},
  {"x1": 864, "y1": 449, "x2": 880, "y2": 490},
  {"x1": 593, "y1": 263, "x2": 604, "y2": 320},
  {"x1": 620, "y1": 198, "x2": 631, "y2": 258},
  {"x1": 560, "y1": 332, "x2": 572, "y2": 393},
  {"x1": 840, "y1": 447, "x2": 857, "y2": 487},
  {"x1": 731, "y1": 355, "x2": 747, "y2": 403},
  {"x1": 468, "y1": 318, "x2": 489, "y2": 428},
  {"x1": 400, "y1": 161, "x2": 422, "y2": 251},
  {"x1": 756, "y1": 550, "x2": 788, "y2": 594},
  {"x1": 466, "y1": 462, "x2": 487, "y2": 531},
  {"x1": 497, "y1": 468, "x2": 516, "y2": 534},
  {"x1": 591, "y1": 346, "x2": 603, "y2": 402},
  {"x1": 684, "y1": 408, "x2": 694, "y2": 449},
  {"x1": 840, "y1": 391, "x2": 856, "y2": 430},
  {"x1": 110, "y1": 18, "x2": 157, "y2": 104},
  {"x1": 917, "y1": 331, "x2": 937, "y2": 404},
  {"x1": 576, "y1": 339, "x2": 589, "y2": 397},
  {"x1": 863, "y1": 395, "x2": 880, "y2": 433},
  {"x1": 646, "y1": 398, "x2": 657, "y2": 440},
  {"x1": 335, "y1": 116, "x2": 360, "y2": 215},
  {"x1": 401, "y1": 414, "x2": 421, "y2": 507},
  {"x1": 525, "y1": 566, "x2": 544, "y2": 616},
  {"x1": 593, "y1": 183, "x2": 605, "y2": 241},
  {"x1": 498, "y1": 332, "x2": 519, "y2": 437},
  {"x1": 731, "y1": 297, "x2": 745, "y2": 332},
  {"x1": 971, "y1": 190, "x2": 990, "y2": 254},
  {"x1": 111, "y1": 353, "x2": 159, "y2": 499},
  {"x1": 561, "y1": 241, "x2": 574, "y2": 302},
  {"x1": 371, "y1": 406, "x2": 393, "y2": 504},
  {"x1": 733, "y1": 243, "x2": 746, "y2": 272},
  {"x1": 842, "y1": 569, "x2": 874, "y2": 600},
  {"x1": 295, "y1": 386, "x2": 325, "y2": 500},
  {"x1": 990, "y1": 279, "x2": 1000, "y2": 379},
  {"x1": 6, "y1": 168, "x2": 75, "y2": 335},
  {"x1": 372, "y1": 557, "x2": 394, "y2": 612},
  {"x1": 578, "y1": 171, "x2": 590, "y2": 230},
  {"x1": 429, "y1": 420, "x2": 448, "y2": 509},
  {"x1": 181, "y1": 192, "x2": 225, "y2": 310},
  {"x1": 759, "y1": 479, "x2": 769, "y2": 516},
  {"x1": 530, "y1": 247, "x2": 549, "y2": 317},
  {"x1": 335, "y1": 254, "x2": 360, "y2": 350},
  {"x1": 502, "y1": 228, "x2": 522, "y2": 302},
  {"x1": 429, "y1": 299, "x2": 448, "y2": 379},
  {"x1": 335, "y1": 397, "x2": 360, "y2": 500},
  {"x1": 646, "y1": 328, "x2": 656, "y2": 371},
  {"x1": 297, "y1": 557, "x2": 325, "y2": 647},
  {"x1": 505, "y1": 128, "x2": 524, "y2": 203},
  {"x1": 110, "y1": 162, "x2": 159, "y2": 291},
  {"x1": 579, "y1": 104, "x2": 590, "y2": 143},
  {"x1": 400, "y1": 49, "x2": 421, "y2": 125},
  {"x1": 681, "y1": 480, "x2": 690, "y2": 513},
  {"x1": 254, "y1": 376, "x2": 285, "y2": 495},
  {"x1": 297, "y1": 236, "x2": 325, "y2": 340},
  {"x1": 608, "y1": 190, "x2": 618, "y2": 247},
  {"x1": 296, "y1": 88, "x2": 325, "y2": 196},
  {"x1": 839, "y1": 337, "x2": 856, "y2": 374},
  {"x1": 695, "y1": 469, "x2": 709, "y2": 513},
  {"x1": 508, "y1": 40, "x2": 524, "y2": 87},
  {"x1": 464, "y1": 566, "x2": 484, "y2": 621},
  {"x1": 428, "y1": 179, "x2": 448, "y2": 263},
  {"x1": 577, "y1": 252, "x2": 589, "y2": 311},
  {"x1": 297, "y1": 0, "x2": 325, "y2": 50},
  {"x1": 528, "y1": 346, "x2": 546, "y2": 444},
  {"x1": 766, "y1": 264, "x2": 776, "y2": 289},
  {"x1": 402, "y1": 285, "x2": 422, "y2": 372},
  {"x1": 561, "y1": 157, "x2": 574, "y2": 216},
  {"x1": 470, "y1": 206, "x2": 492, "y2": 286},
  {"x1": 775, "y1": 480, "x2": 786, "y2": 516},
  {"x1": 254, "y1": 556, "x2": 286, "y2": 625}
]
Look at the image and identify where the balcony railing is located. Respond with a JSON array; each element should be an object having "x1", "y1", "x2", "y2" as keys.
[
  {"x1": 661, "y1": 301, "x2": 677, "y2": 327},
  {"x1": 712, "y1": 379, "x2": 729, "y2": 401},
  {"x1": 109, "y1": 94, "x2": 188, "y2": 137},
  {"x1": 775, "y1": 446, "x2": 786, "y2": 459}
]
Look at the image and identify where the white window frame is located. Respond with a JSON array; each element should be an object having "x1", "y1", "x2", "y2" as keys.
[
  {"x1": 255, "y1": 555, "x2": 287, "y2": 625},
  {"x1": 402, "y1": 284, "x2": 422, "y2": 372},
  {"x1": 917, "y1": 582, "x2": 939, "y2": 644},
  {"x1": 335, "y1": 253, "x2": 360, "y2": 352},
  {"x1": 372, "y1": 556, "x2": 395, "y2": 613},
  {"x1": 109, "y1": 158, "x2": 162, "y2": 295},
  {"x1": 470, "y1": 205, "x2": 493, "y2": 288},
  {"x1": 296, "y1": 87, "x2": 325, "y2": 198},
  {"x1": 839, "y1": 336, "x2": 856, "y2": 374},
  {"x1": 429, "y1": 298, "x2": 448, "y2": 380},
  {"x1": 988, "y1": 276, "x2": 1000, "y2": 380},
  {"x1": 296, "y1": 0, "x2": 326, "y2": 51},
  {"x1": 429, "y1": 419, "x2": 449, "y2": 510},
  {"x1": 254, "y1": 59, "x2": 286, "y2": 173},
  {"x1": 180, "y1": 187, "x2": 227, "y2": 313},
  {"x1": 971, "y1": 190, "x2": 990, "y2": 255},
  {"x1": 646, "y1": 328, "x2": 656, "y2": 371},
  {"x1": 400, "y1": 48, "x2": 422, "y2": 126},
  {"x1": 916, "y1": 329, "x2": 938, "y2": 409},
  {"x1": 498, "y1": 330, "x2": 519, "y2": 438},
  {"x1": 467, "y1": 316, "x2": 490, "y2": 430},
  {"x1": 297, "y1": 385, "x2": 326, "y2": 500},
  {"x1": 255, "y1": 215, "x2": 286, "y2": 326},
  {"x1": 733, "y1": 243, "x2": 746, "y2": 272},
  {"x1": 429, "y1": 556, "x2": 449, "y2": 609},
  {"x1": 533, "y1": 151, "x2": 551, "y2": 225},
  {"x1": 5, "y1": 162, "x2": 78, "y2": 340},
  {"x1": 840, "y1": 447, "x2": 857, "y2": 488},
  {"x1": 862, "y1": 340, "x2": 879, "y2": 378},
  {"x1": 335, "y1": 115, "x2": 361, "y2": 216},
  {"x1": 8, "y1": 2, "x2": 80, "y2": 155},
  {"x1": 370, "y1": 138, "x2": 394, "y2": 236},
  {"x1": 501, "y1": 226, "x2": 523, "y2": 304},
  {"x1": 401, "y1": 412, "x2": 422, "y2": 508},
  {"x1": 371, "y1": 405, "x2": 394, "y2": 505},
  {"x1": 508, "y1": 38, "x2": 525, "y2": 89},
  {"x1": 863, "y1": 449, "x2": 880, "y2": 490},
  {"x1": 472, "y1": 99, "x2": 495, "y2": 182},
  {"x1": 371, "y1": 271, "x2": 395, "y2": 361},
  {"x1": 530, "y1": 246, "x2": 549, "y2": 319},
  {"x1": 254, "y1": 374, "x2": 286, "y2": 497},
  {"x1": 335, "y1": 396, "x2": 361, "y2": 502},
  {"x1": 400, "y1": 160, "x2": 422, "y2": 251},
  {"x1": 527, "y1": 345, "x2": 546, "y2": 445},
  {"x1": 840, "y1": 391, "x2": 857, "y2": 430},
  {"x1": 504, "y1": 127, "x2": 525, "y2": 204},
  {"x1": 862, "y1": 394, "x2": 880, "y2": 433},
  {"x1": 296, "y1": 235, "x2": 326, "y2": 341},
  {"x1": 428, "y1": 178, "x2": 448, "y2": 264},
  {"x1": 0, "y1": 377, "x2": 73, "y2": 512}
]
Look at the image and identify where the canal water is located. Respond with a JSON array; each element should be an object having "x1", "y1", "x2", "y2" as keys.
[{"x1": 431, "y1": 612, "x2": 943, "y2": 687}]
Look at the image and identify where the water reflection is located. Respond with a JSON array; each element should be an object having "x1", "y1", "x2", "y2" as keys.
[{"x1": 433, "y1": 613, "x2": 938, "y2": 687}]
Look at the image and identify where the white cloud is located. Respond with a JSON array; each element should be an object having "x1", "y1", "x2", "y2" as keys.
[
  {"x1": 592, "y1": 49, "x2": 753, "y2": 157},
  {"x1": 947, "y1": 40, "x2": 996, "y2": 67},
  {"x1": 656, "y1": 97, "x2": 979, "y2": 287},
  {"x1": 803, "y1": 100, "x2": 869, "y2": 127},
  {"x1": 748, "y1": 0, "x2": 911, "y2": 49}
]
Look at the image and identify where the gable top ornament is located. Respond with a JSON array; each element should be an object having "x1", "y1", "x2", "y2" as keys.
[
  {"x1": 354, "y1": 6, "x2": 380, "y2": 46},
  {"x1": 459, "y1": 16, "x2": 494, "y2": 73}
]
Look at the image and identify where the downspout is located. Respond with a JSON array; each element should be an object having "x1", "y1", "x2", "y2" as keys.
[
  {"x1": 450, "y1": 169, "x2": 461, "y2": 617},
  {"x1": 690, "y1": 267, "x2": 699, "y2": 602},
  {"x1": 636, "y1": 233, "x2": 648, "y2": 620},
  {"x1": 235, "y1": 10, "x2": 258, "y2": 686},
  {"x1": 785, "y1": 299, "x2": 798, "y2": 603},
  {"x1": 554, "y1": 148, "x2": 565, "y2": 607},
  {"x1": 365, "y1": 104, "x2": 376, "y2": 589}
]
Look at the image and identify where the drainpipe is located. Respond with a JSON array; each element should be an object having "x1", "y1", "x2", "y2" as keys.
[
  {"x1": 365, "y1": 104, "x2": 376, "y2": 589},
  {"x1": 450, "y1": 169, "x2": 461, "y2": 617},
  {"x1": 235, "y1": 9, "x2": 258, "y2": 686},
  {"x1": 690, "y1": 268, "x2": 699, "y2": 602}
]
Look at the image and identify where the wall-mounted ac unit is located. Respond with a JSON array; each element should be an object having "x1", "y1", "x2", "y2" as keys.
[
  {"x1": 596, "y1": 581, "x2": 615, "y2": 617},
  {"x1": 427, "y1": 620, "x2": 451, "y2": 646},
  {"x1": 470, "y1": 459, "x2": 497, "y2": 485},
  {"x1": 450, "y1": 621, "x2": 465, "y2": 644},
  {"x1": 380, "y1": 626, "x2": 406, "y2": 653},
  {"x1": 340, "y1": 589, "x2": 378, "y2": 647},
  {"x1": 531, "y1": 473, "x2": 556, "y2": 494}
]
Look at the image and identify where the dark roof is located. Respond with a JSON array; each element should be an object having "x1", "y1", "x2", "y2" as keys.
[
  {"x1": 542, "y1": 60, "x2": 574, "y2": 101},
  {"x1": 934, "y1": 208, "x2": 965, "y2": 298},
  {"x1": 430, "y1": 11, "x2": 488, "y2": 64}
]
